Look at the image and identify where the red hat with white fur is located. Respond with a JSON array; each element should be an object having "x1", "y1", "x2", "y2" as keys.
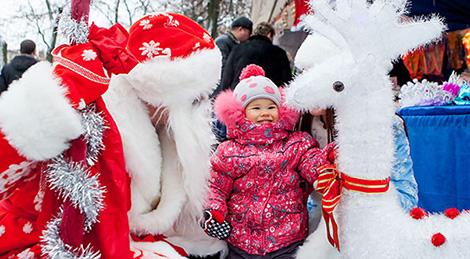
[
  {"x1": 127, "y1": 12, "x2": 216, "y2": 61},
  {"x1": 124, "y1": 12, "x2": 222, "y2": 107}
]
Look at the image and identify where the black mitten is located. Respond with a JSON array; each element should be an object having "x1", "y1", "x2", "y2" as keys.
[{"x1": 201, "y1": 210, "x2": 232, "y2": 240}]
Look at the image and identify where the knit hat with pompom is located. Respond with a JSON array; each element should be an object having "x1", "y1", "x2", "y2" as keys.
[{"x1": 233, "y1": 64, "x2": 281, "y2": 108}]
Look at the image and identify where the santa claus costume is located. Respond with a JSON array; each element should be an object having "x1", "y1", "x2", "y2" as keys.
[
  {"x1": 0, "y1": 0, "x2": 153, "y2": 254},
  {"x1": 103, "y1": 12, "x2": 226, "y2": 257},
  {"x1": 0, "y1": 29, "x2": 138, "y2": 259}
]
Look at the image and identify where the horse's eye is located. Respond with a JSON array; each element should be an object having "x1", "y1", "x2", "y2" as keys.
[{"x1": 333, "y1": 81, "x2": 344, "y2": 92}]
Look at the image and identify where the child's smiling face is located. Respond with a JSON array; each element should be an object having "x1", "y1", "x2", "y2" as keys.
[{"x1": 245, "y1": 98, "x2": 279, "y2": 125}]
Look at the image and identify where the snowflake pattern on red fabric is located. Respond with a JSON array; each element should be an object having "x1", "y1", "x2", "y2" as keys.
[
  {"x1": 0, "y1": 161, "x2": 34, "y2": 200},
  {"x1": 81, "y1": 49, "x2": 97, "y2": 61},
  {"x1": 139, "y1": 40, "x2": 171, "y2": 59}
]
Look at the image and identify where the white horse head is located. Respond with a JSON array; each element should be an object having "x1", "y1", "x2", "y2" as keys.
[{"x1": 287, "y1": 0, "x2": 445, "y2": 114}]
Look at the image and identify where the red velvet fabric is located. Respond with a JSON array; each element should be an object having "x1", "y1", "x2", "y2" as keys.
[
  {"x1": 0, "y1": 99, "x2": 133, "y2": 258},
  {"x1": 88, "y1": 23, "x2": 139, "y2": 75}
]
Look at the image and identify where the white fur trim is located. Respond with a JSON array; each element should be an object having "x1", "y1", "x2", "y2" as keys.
[
  {"x1": 128, "y1": 128, "x2": 187, "y2": 235},
  {"x1": 112, "y1": 48, "x2": 221, "y2": 254},
  {"x1": 125, "y1": 47, "x2": 219, "y2": 219},
  {"x1": 127, "y1": 47, "x2": 222, "y2": 107},
  {"x1": 168, "y1": 100, "x2": 214, "y2": 217},
  {"x1": 0, "y1": 62, "x2": 83, "y2": 161},
  {"x1": 103, "y1": 75, "x2": 162, "y2": 218}
]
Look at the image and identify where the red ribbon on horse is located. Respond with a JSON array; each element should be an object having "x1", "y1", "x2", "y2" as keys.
[{"x1": 315, "y1": 164, "x2": 391, "y2": 251}]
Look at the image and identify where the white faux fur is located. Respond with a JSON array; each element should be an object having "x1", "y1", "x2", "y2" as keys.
[
  {"x1": 105, "y1": 47, "x2": 223, "y2": 256},
  {"x1": 129, "y1": 128, "x2": 187, "y2": 235},
  {"x1": 103, "y1": 75, "x2": 163, "y2": 219},
  {"x1": 0, "y1": 62, "x2": 83, "y2": 161},
  {"x1": 295, "y1": 33, "x2": 341, "y2": 71},
  {"x1": 287, "y1": 1, "x2": 470, "y2": 258},
  {"x1": 127, "y1": 47, "x2": 221, "y2": 219},
  {"x1": 127, "y1": 47, "x2": 222, "y2": 107}
]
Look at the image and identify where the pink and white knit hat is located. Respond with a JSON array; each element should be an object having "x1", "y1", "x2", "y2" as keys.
[{"x1": 233, "y1": 64, "x2": 281, "y2": 108}]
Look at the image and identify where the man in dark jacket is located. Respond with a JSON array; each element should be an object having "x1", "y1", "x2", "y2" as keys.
[
  {"x1": 215, "y1": 16, "x2": 253, "y2": 72},
  {"x1": 214, "y1": 22, "x2": 292, "y2": 97},
  {"x1": 0, "y1": 39, "x2": 38, "y2": 94}
]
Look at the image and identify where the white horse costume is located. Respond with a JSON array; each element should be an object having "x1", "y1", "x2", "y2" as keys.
[{"x1": 287, "y1": 1, "x2": 470, "y2": 258}]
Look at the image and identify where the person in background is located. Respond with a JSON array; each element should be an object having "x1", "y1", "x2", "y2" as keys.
[
  {"x1": 0, "y1": 39, "x2": 38, "y2": 94},
  {"x1": 215, "y1": 16, "x2": 253, "y2": 73},
  {"x1": 216, "y1": 22, "x2": 292, "y2": 96}
]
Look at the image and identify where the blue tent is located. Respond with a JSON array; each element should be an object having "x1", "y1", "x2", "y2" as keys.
[{"x1": 410, "y1": 0, "x2": 470, "y2": 31}]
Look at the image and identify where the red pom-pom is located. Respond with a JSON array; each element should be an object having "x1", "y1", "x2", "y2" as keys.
[
  {"x1": 431, "y1": 233, "x2": 446, "y2": 247},
  {"x1": 239, "y1": 64, "x2": 265, "y2": 80},
  {"x1": 444, "y1": 208, "x2": 460, "y2": 219},
  {"x1": 409, "y1": 207, "x2": 428, "y2": 220}
]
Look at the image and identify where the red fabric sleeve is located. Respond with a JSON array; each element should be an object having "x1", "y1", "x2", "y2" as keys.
[
  {"x1": 297, "y1": 137, "x2": 335, "y2": 185},
  {"x1": 205, "y1": 150, "x2": 234, "y2": 218}
]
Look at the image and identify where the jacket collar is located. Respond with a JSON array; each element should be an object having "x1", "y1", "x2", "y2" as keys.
[
  {"x1": 214, "y1": 89, "x2": 300, "y2": 145},
  {"x1": 248, "y1": 35, "x2": 272, "y2": 43},
  {"x1": 227, "y1": 31, "x2": 240, "y2": 44}
]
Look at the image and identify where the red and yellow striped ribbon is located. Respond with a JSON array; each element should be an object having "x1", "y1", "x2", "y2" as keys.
[{"x1": 314, "y1": 165, "x2": 390, "y2": 251}]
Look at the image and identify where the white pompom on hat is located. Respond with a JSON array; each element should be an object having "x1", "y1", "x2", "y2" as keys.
[{"x1": 233, "y1": 64, "x2": 281, "y2": 108}]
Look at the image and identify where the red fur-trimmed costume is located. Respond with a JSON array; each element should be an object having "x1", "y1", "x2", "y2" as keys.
[{"x1": 0, "y1": 25, "x2": 136, "y2": 258}]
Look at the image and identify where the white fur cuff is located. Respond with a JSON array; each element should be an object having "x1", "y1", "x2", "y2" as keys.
[
  {"x1": 0, "y1": 62, "x2": 83, "y2": 161},
  {"x1": 127, "y1": 47, "x2": 222, "y2": 107}
]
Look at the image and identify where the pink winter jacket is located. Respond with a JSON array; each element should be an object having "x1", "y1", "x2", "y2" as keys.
[{"x1": 207, "y1": 90, "x2": 332, "y2": 255}]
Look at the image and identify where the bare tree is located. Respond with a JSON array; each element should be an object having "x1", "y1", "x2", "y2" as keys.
[
  {"x1": 8, "y1": 0, "x2": 153, "y2": 61},
  {"x1": 163, "y1": 0, "x2": 252, "y2": 38},
  {"x1": 93, "y1": 0, "x2": 158, "y2": 28},
  {"x1": 16, "y1": 0, "x2": 66, "y2": 62},
  {"x1": 0, "y1": 37, "x2": 7, "y2": 65},
  {"x1": 1, "y1": 0, "x2": 251, "y2": 60}
]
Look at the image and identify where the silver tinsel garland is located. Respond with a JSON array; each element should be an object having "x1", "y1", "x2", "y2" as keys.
[
  {"x1": 41, "y1": 209, "x2": 101, "y2": 259},
  {"x1": 80, "y1": 105, "x2": 108, "y2": 166},
  {"x1": 46, "y1": 156, "x2": 105, "y2": 231},
  {"x1": 58, "y1": 9, "x2": 89, "y2": 44}
]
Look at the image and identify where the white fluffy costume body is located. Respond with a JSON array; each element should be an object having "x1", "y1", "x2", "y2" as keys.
[
  {"x1": 103, "y1": 12, "x2": 225, "y2": 257},
  {"x1": 286, "y1": 1, "x2": 470, "y2": 259}
]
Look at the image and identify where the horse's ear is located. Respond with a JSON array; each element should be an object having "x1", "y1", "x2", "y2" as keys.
[
  {"x1": 295, "y1": 33, "x2": 342, "y2": 70},
  {"x1": 384, "y1": 16, "x2": 445, "y2": 60}
]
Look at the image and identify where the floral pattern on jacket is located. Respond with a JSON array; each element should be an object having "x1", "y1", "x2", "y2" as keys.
[{"x1": 206, "y1": 90, "x2": 332, "y2": 255}]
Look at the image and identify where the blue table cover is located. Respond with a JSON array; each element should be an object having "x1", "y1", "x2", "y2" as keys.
[{"x1": 398, "y1": 105, "x2": 470, "y2": 212}]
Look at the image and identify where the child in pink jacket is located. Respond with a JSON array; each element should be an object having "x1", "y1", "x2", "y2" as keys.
[{"x1": 203, "y1": 65, "x2": 334, "y2": 258}]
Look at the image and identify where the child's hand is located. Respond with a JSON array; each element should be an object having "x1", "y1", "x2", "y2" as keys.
[{"x1": 201, "y1": 210, "x2": 232, "y2": 240}]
